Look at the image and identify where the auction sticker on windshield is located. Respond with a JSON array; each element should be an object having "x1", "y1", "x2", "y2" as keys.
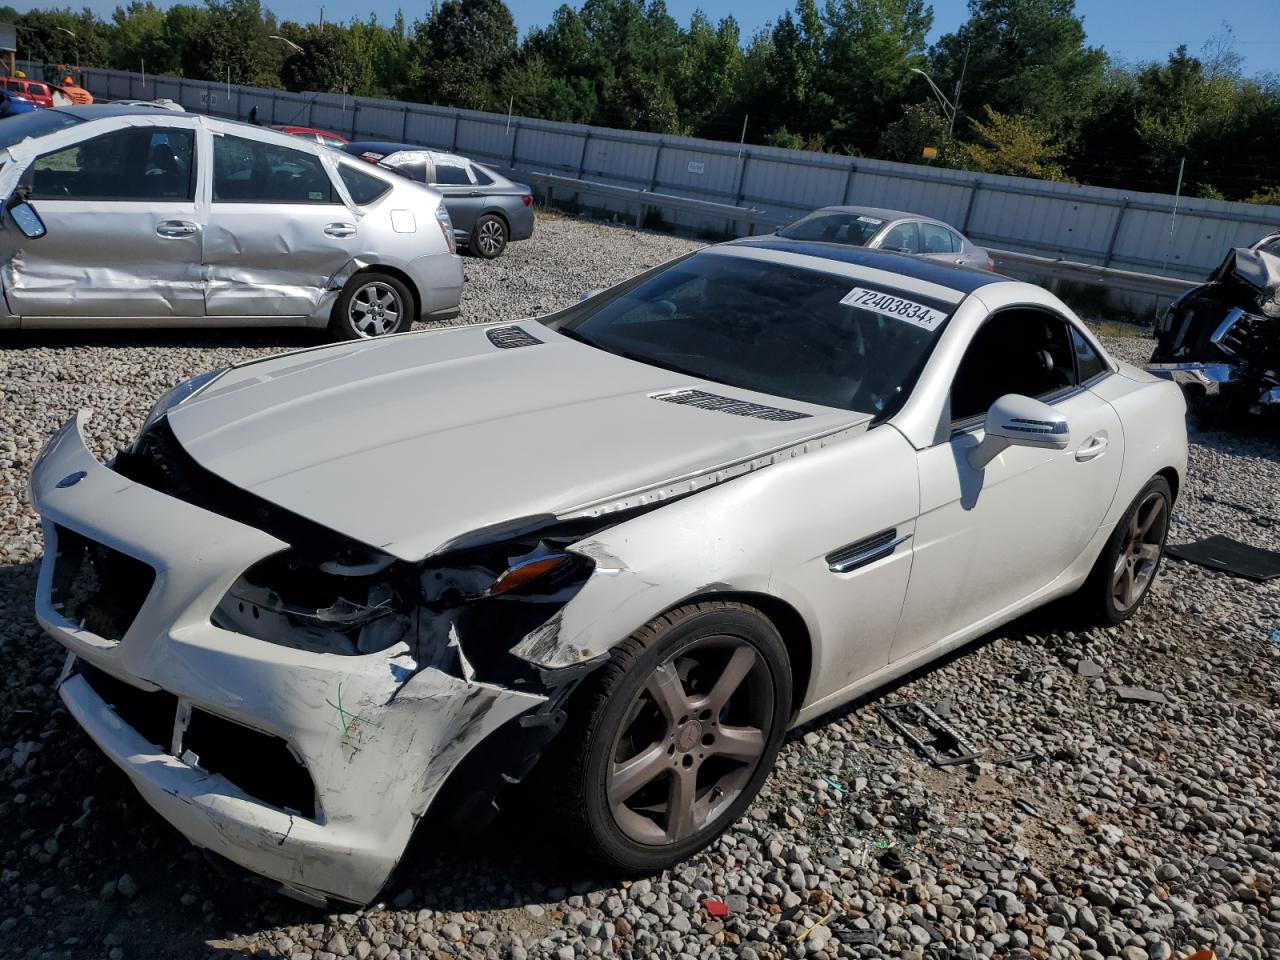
[{"x1": 840, "y1": 287, "x2": 948, "y2": 331}]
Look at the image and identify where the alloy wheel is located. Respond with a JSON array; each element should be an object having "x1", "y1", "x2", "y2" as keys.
[
  {"x1": 606, "y1": 636, "x2": 773, "y2": 846},
  {"x1": 477, "y1": 219, "x2": 505, "y2": 256},
  {"x1": 1111, "y1": 490, "x2": 1167, "y2": 611},
  {"x1": 348, "y1": 281, "x2": 403, "y2": 337}
]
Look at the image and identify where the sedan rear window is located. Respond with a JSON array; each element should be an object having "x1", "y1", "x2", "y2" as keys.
[
  {"x1": 338, "y1": 164, "x2": 391, "y2": 205},
  {"x1": 779, "y1": 211, "x2": 883, "y2": 246},
  {"x1": 0, "y1": 110, "x2": 81, "y2": 150},
  {"x1": 556, "y1": 252, "x2": 954, "y2": 415}
]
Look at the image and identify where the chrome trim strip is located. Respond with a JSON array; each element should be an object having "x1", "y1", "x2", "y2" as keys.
[
  {"x1": 827, "y1": 532, "x2": 912, "y2": 574},
  {"x1": 1145, "y1": 362, "x2": 1237, "y2": 395},
  {"x1": 1208, "y1": 307, "x2": 1246, "y2": 354}
]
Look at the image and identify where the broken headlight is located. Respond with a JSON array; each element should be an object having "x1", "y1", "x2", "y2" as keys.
[
  {"x1": 212, "y1": 539, "x2": 595, "y2": 679},
  {"x1": 137, "y1": 369, "x2": 227, "y2": 439}
]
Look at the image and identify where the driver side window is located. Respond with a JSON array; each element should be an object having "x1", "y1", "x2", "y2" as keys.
[
  {"x1": 880, "y1": 221, "x2": 920, "y2": 254},
  {"x1": 950, "y1": 309, "x2": 1077, "y2": 424}
]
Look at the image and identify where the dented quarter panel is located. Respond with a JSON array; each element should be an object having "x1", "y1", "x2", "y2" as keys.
[
  {"x1": 31, "y1": 411, "x2": 544, "y2": 903},
  {"x1": 515, "y1": 422, "x2": 922, "y2": 710}
]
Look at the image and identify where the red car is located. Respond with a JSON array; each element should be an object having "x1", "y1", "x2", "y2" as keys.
[
  {"x1": 270, "y1": 124, "x2": 349, "y2": 149},
  {"x1": 0, "y1": 77, "x2": 53, "y2": 108}
]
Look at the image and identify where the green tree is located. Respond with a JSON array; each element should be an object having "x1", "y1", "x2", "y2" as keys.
[
  {"x1": 18, "y1": 7, "x2": 110, "y2": 72},
  {"x1": 928, "y1": 0, "x2": 1105, "y2": 133},
  {"x1": 878, "y1": 100, "x2": 951, "y2": 163},
  {"x1": 184, "y1": 0, "x2": 279, "y2": 87},
  {"x1": 412, "y1": 0, "x2": 517, "y2": 110},
  {"x1": 818, "y1": 0, "x2": 931, "y2": 149},
  {"x1": 673, "y1": 12, "x2": 742, "y2": 136},
  {"x1": 278, "y1": 22, "x2": 363, "y2": 94},
  {"x1": 497, "y1": 53, "x2": 597, "y2": 123},
  {"x1": 959, "y1": 104, "x2": 1069, "y2": 180}
]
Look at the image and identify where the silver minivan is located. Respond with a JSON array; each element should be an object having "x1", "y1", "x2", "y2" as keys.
[{"x1": 0, "y1": 105, "x2": 463, "y2": 338}]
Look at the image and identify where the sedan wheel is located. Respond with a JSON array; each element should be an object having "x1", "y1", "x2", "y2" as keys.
[
  {"x1": 471, "y1": 214, "x2": 508, "y2": 259},
  {"x1": 1083, "y1": 475, "x2": 1172, "y2": 625},
  {"x1": 545, "y1": 602, "x2": 790, "y2": 872},
  {"x1": 1111, "y1": 490, "x2": 1166, "y2": 612},
  {"x1": 330, "y1": 273, "x2": 413, "y2": 340},
  {"x1": 607, "y1": 636, "x2": 773, "y2": 845}
]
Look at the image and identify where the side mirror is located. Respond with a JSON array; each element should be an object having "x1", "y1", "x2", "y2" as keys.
[
  {"x1": 967, "y1": 394, "x2": 1069, "y2": 469},
  {"x1": 578, "y1": 289, "x2": 602, "y2": 302},
  {"x1": 7, "y1": 199, "x2": 45, "y2": 239}
]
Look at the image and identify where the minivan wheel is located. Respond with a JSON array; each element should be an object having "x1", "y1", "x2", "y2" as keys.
[
  {"x1": 330, "y1": 273, "x2": 413, "y2": 339},
  {"x1": 470, "y1": 214, "x2": 508, "y2": 259},
  {"x1": 1082, "y1": 476, "x2": 1172, "y2": 625},
  {"x1": 547, "y1": 602, "x2": 790, "y2": 872}
]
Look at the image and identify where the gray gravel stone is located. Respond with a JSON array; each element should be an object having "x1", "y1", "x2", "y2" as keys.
[{"x1": 2, "y1": 216, "x2": 1278, "y2": 960}]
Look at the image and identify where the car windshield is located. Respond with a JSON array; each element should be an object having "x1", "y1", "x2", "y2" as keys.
[
  {"x1": 778, "y1": 210, "x2": 885, "y2": 246},
  {"x1": 555, "y1": 251, "x2": 954, "y2": 414},
  {"x1": 0, "y1": 110, "x2": 81, "y2": 150}
]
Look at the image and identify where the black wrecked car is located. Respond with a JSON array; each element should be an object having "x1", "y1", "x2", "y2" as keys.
[{"x1": 1148, "y1": 242, "x2": 1280, "y2": 417}]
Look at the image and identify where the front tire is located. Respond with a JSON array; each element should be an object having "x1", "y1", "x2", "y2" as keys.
[
  {"x1": 470, "y1": 214, "x2": 508, "y2": 259},
  {"x1": 329, "y1": 272, "x2": 413, "y2": 340},
  {"x1": 547, "y1": 602, "x2": 791, "y2": 873},
  {"x1": 1082, "y1": 476, "x2": 1172, "y2": 625}
]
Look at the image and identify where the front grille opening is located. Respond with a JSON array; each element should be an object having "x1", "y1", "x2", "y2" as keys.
[
  {"x1": 181, "y1": 708, "x2": 317, "y2": 819},
  {"x1": 76, "y1": 661, "x2": 178, "y2": 750},
  {"x1": 51, "y1": 526, "x2": 156, "y2": 642}
]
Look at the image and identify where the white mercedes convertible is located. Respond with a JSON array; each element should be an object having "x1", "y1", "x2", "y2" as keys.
[{"x1": 31, "y1": 237, "x2": 1187, "y2": 905}]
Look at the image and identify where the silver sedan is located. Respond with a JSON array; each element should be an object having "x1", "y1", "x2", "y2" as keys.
[
  {"x1": 0, "y1": 106, "x2": 463, "y2": 339},
  {"x1": 344, "y1": 141, "x2": 535, "y2": 259},
  {"x1": 777, "y1": 205, "x2": 994, "y2": 271}
]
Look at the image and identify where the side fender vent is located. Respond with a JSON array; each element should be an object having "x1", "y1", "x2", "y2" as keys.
[
  {"x1": 487, "y1": 325, "x2": 544, "y2": 349},
  {"x1": 654, "y1": 389, "x2": 810, "y2": 422}
]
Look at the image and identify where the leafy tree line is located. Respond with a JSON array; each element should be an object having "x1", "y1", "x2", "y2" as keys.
[{"x1": 5, "y1": 0, "x2": 1279, "y2": 202}]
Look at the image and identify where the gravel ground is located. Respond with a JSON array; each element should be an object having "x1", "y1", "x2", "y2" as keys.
[{"x1": 1, "y1": 214, "x2": 1278, "y2": 960}]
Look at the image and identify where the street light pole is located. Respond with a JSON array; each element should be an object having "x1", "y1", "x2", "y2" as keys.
[
  {"x1": 909, "y1": 67, "x2": 957, "y2": 135},
  {"x1": 269, "y1": 35, "x2": 304, "y2": 54}
]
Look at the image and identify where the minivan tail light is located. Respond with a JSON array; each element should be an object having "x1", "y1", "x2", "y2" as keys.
[{"x1": 435, "y1": 204, "x2": 456, "y2": 255}]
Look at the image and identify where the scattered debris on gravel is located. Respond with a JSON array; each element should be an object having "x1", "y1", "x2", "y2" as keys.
[{"x1": 2, "y1": 215, "x2": 1277, "y2": 960}]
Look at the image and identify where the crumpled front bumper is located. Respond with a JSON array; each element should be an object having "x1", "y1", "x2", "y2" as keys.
[{"x1": 30, "y1": 412, "x2": 545, "y2": 904}]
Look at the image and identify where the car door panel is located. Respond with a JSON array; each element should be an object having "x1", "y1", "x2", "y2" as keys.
[
  {"x1": 892, "y1": 302, "x2": 1124, "y2": 668},
  {"x1": 764, "y1": 425, "x2": 921, "y2": 704},
  {"x1": 2, "y1": 122, "x2": 204, "y2": 318},
  {"x1": 204, "y1": 130, "x2": 352, "y2": 317},
  {"x1": 893, "y1": 388, "x2": 1122, "y2": 660}
]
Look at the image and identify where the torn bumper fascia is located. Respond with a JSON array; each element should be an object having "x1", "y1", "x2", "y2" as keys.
[
  {"x1": 1144, "y1": 361, "x2": 1237, "y2": 395},
  {"x1": 31, "y1": 411, "x2": 546, "y2": 904}
]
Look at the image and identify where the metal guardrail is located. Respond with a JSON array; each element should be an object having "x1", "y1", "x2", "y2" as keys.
[
  {"x1": 526, "y1": 170, "x2": 1201, "y2": 301},
  {"x1": 524, "y1": 171, "x2": 772, "y2": 232},
  {"x1": 990, "y1": 249, "x2": 1198, "y2": 298}
]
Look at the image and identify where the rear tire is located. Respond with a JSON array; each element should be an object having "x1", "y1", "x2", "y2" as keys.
[
  {"x1": 544, "y1": 602, "x2": 790, "y2": 873},
  {"x1": 1081, "y1": 476, "x2": 1172, "y2": 625},
  {"x1": 329, "y1": 272, "x2": 413, "y2": 340},
  {"x1": 470, "y1": 214, "x2": 508, "y2": 259}
]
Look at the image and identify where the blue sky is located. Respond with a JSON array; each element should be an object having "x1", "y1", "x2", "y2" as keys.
[{"x1": 14, "y1": 0, "x2": 1280, "y2": 75}]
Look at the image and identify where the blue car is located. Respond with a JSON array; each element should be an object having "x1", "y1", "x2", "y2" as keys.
[{"x1": 0, "y1": 91, "x2": 40, "y2": 117}]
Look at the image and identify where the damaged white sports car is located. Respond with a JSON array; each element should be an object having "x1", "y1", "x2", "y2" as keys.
[{"x1": 31, "y1": 239, "x2": 1187, "y2": 905}]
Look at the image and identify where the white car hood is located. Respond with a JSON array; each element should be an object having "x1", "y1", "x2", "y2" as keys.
[{"x1": 166, "y1": 323, "x2": 868, "y2": 560}]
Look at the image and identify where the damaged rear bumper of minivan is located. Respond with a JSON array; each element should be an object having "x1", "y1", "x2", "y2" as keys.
[{"x1": 30, "y1": 411, "x2": 601, "y2": 905}]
